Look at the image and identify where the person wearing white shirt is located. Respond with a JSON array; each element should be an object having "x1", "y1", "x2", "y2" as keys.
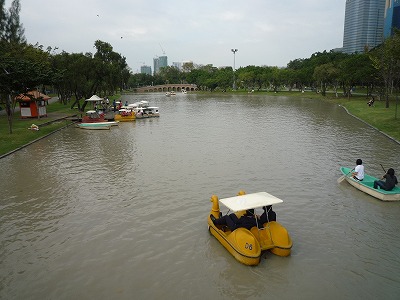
[{"x1": 352, "y1": 159, "x2": 364, "y2": 181}]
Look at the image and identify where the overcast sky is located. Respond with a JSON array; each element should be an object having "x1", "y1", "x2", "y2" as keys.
[{"x1": 10, "y1": 0, "x2": 346, "y2": 73}]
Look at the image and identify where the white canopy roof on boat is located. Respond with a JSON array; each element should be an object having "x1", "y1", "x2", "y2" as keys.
[
  {"x1": 85, "y1": 95, "x2": 103, "y2": 102},
  {"x1": 219, "y1": 192, "x2": 283, "y2": 212}
]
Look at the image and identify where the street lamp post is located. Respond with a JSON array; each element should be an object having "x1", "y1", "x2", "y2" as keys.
[{"x1": 231, "y1": 48, "x2": 238, "y2": 90}]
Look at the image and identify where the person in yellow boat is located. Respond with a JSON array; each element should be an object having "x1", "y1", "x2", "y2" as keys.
[
  {"x1": 210, "y1": 209, "x2": 257, "y2": 231},
  {"x1": 259, "y1": 205, "x2": 276, "y2": 224}
]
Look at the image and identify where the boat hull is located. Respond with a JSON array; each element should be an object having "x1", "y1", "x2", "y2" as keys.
[
  {"x1": 208, "y1": 216, "x2": 261, "y2": 266},
  {"x1": 114, "y1": 114, "x2": 135, "y2": 122},
  {"x1": 89, "y1": 121, "x2": 119, "y2": 126},
  {"x1": 76, "y1": 123, "x2": 111, "y2": 130},
  {"x1": 250, "y1": 221, "x2": 292, "y2": 256},
  {"x1": 340, "y1": 167, "x2": 400, "y2": 201}
]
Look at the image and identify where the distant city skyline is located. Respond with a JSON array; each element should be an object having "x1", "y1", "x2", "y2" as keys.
[
  {"x1": 142, "y1": 0, "x2": 400, "y2": 75},
  {"x1": 12, "y1": 0, "x2": 346, "y2": 73}
]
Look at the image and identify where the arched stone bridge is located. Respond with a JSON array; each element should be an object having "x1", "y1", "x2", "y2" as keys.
[{"x1": 135, "y1": 84, "x2": 198, "y2": 93}]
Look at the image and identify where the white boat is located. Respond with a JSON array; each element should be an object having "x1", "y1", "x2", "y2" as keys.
[
  {"x1": 127, "y1": 101, "x2": 160, "y2": 119},
  {"x1": 145, "y1": 107, "x2": 160, "y2": 117},
  {"x1": 91, "y1": 121, "x2": 119, "y2": 126},
  {"x1": 76, "y1": 122, "x2": 111, "y2": 130},
  {"x1": 340, "y1": 167, "x2": 400, "y2": 201}
]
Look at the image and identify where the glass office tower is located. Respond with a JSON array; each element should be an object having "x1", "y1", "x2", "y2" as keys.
[
  {"x1": 343, "y1": 0, "x2": 386, "y2": 53},
  {"x1": 153, "y1": 56, "x2": 168, "y2": 75},
  {"x1": 140, "y1": 65, "x2": 152, "y2": 75},
  {"x1": 384, "y1": 0, "x2": 400, "y2": 38}
]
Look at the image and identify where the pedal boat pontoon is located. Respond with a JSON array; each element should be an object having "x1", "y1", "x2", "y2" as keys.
[{"x1": 207, "y1": 191, "x2": 292, "y2": 266}]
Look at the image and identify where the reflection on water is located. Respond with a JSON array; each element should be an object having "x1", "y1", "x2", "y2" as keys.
[{"x1": 1, "y1": 93, "x2": 400, "y2": 299}]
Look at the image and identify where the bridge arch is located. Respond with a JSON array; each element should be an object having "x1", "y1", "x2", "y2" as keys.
[{"x1": 135, "y1": 84, "x2": 198, "y2": 93}]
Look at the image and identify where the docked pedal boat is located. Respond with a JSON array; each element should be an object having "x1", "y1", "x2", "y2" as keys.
[
  {"x1": 114, "y1": 109, "x2": 136, "y2": 122},
  {"x1": 208, "y1": 191, "x2": 292, "y2": 266},
  {"x1": 340, "y1": 167, "x2": 400, "y2": 201}
]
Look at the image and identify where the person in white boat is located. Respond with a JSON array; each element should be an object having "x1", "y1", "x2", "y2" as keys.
[
  {"x1": 373, "y1": 168, "x2": 398, "y2": 191},
  {"x1": 352, "y1": 159, "x2": 364, "y2": 181}
]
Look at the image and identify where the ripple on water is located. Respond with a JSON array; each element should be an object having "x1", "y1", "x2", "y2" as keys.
[{"x1": 1, "y1": 94, "x2": 400, "y2": 299}]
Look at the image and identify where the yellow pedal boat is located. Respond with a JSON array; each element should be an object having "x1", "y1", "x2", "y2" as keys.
[
  {"x1": 208, "y1": 191, "x2": 293, "y2": 266},
  {"x1": 114, "y1": 109, "x2": 136, "y2": 122}
]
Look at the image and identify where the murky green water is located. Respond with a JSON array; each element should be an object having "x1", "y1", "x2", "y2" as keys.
[{"x1": 1, "y1": 93, "x2": 399, "y2": 299}]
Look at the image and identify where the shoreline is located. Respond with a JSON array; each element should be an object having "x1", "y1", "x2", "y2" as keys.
[
  {"x1": 1, "y1": 92, "x2": 399, "y2": 157},
  {"x1": 338, "y1": 104, "x2": 400, "y2": 145}
]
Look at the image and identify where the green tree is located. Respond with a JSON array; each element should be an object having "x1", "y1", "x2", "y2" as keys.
[
  {"x1": 0, "y1": 0, "x2": 6, "y2": 40},
  {"x1": 215, "y1": 67, "x2": 233, "y2": 91},
  {"x1": 0, "y1": 0, "x2": 52, "y2": 133},
  {"x1": 94, "y1": 40, "x2": 130, "y2": 95},
  {"x1": 313, "y1": 63, "x2": 339, "y2": 96},
  {"x1": 182, "y1": 62, "x2": 195, "y2": 73},
  {"x1": 370, "y1": 30, "x2": 400, "y2": 108},
  {"x1": 158, "y1": 66, "x2": 182, "y2": 84},
  {"x1": 4, "y1": 0, "x2": 25, "y2": 44},
  {"x1": 0, "y1": 42, "x2": 53, "y2": 132}
]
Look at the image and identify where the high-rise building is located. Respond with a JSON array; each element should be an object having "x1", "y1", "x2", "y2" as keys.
[
  {"x1": 343, "y1": 0, "x2": 386, "y2": 54},
  {"x1": 384, "y1": 0, "x2": 400, "y2": 38},
  {"x1": 153, "y1": 55, "x2": 168, "y2": 75},
  {"x1": 172, "y1": 62, "x2": 182, "y2": 70},
  {"x1": 140, "y1": 65, "x2": 152, "y2": 75}
]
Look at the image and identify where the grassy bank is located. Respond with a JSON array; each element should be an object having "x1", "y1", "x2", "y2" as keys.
[
  {"x1": 336, "y1": 98, "x2": 400, "y2": 141},
  {"x1": 0, "y1": 101, "x2": 78, "y2": 157},
  {"x1": 1, "y1": 92, "x2": 399, "y2": 157},
  {"x1": 290, "y1": 91, "x2": 400, "y2": 141}
]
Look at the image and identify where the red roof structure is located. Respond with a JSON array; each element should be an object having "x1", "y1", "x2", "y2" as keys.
[
  {"x1": 16, "y1": 90, "x2": 51, "y2": 102},
  {"x1": 16, "y1": 90, "x2": 50, "y2": 118}
]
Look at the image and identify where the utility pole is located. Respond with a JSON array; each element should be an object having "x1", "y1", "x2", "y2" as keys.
[{"x1": 231, "y1": 49, "x2": 238, "y2": 90}]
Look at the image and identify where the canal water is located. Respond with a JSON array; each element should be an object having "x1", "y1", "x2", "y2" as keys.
[{"x1": 1, "y1": 93, "x2": 399, "y2": 299}]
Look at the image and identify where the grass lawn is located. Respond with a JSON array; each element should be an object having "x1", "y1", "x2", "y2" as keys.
[
  {"x1": 331, "y1": 96, "x2": 400, "y2": 142},
  {"x1": 0, "y1": 101, "x2": 78, "y2": 157},
  {"x1": 262, "y1": 90, "x2": 400, "y2": 141}
]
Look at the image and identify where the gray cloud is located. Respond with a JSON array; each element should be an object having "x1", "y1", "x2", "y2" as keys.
[{"x1": 14, "y1": 0, "x2": 345, "y2": 72}]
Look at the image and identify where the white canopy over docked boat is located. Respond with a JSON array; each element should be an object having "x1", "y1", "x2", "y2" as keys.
[
  {"x1": 219, "y1": 192, "x2": 283, "y2": 212},
  {"x1": 128, "y1": 100, "x2": 149, "y2": 108},
  {"x1": 85, "y1": 95, "x2": 103, "y2": 102}
]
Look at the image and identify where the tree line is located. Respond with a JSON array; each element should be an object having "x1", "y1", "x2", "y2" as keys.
[
  {"x1": 132, "y1": 30, "x2": 400, "y2": 110},
  {"x1": 0, "y1": 0, "x2": 130, "y2": 133}
]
